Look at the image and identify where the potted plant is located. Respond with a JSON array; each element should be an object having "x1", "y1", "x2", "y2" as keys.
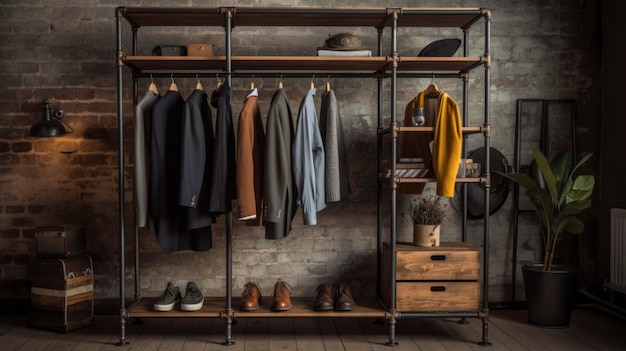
[
  {"x1": 499, "y1": 148, "x2": 594, "y2": 327},
  {"x1": 408, "y1": 195, "x2": 447, "y2": 247}
]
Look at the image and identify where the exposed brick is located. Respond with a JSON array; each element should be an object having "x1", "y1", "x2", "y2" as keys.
[
  {"x1": 5, "y1": 206, "x2": 25, "y2": 214},
  {"x1": 1, "y1": 229, "x2": 20, "y2": 239},
  {"x1": 11, "y1": 142, "x2": 31, "y2": 153}
]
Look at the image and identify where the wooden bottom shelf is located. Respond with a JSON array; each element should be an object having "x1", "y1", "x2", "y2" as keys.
[{"x1": 126, "y1": 297, "x2": 386, "y2": 319}]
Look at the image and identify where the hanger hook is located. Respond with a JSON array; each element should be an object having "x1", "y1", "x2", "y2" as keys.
[
  {"x1": 216, "y1": 73, "x2": 221, "y2": 84},
  {"x1": 150, "y1": 74, "x2": 154, "y2": 84},
  {"x1": 170, "y1": 74, "x2": 175, "y2": 84},
  {"x1": 196, "y1": 74, "x2": 200, "y2": 84}
]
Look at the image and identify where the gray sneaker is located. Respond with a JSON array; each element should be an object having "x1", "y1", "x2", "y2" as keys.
[
  {"x1": 181, "y1": 281, "x2": 204, "y2": 311},
  {"x1": 153, "y1": 282, "x2": 181, "y2": 312}
]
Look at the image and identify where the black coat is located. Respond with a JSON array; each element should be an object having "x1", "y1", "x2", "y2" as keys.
[
  {"x1": 149, "y1": 90, "x2": 212, "y2": 253},
  {"x1": 208, "y1": 81, "x2": 236, "y2": 214}
]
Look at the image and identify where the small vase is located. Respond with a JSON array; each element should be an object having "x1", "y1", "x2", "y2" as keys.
[{"x1": 413, "y1": 224, "x2": 440, "y2": 247}]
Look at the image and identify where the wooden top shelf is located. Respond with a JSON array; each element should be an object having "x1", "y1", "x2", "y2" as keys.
[
  {"x1": 118, "y1": 6, "x2": 486, "y2": 29},
  {"x1": 122, "y1": 55, "x2": 484, "y2": 74}
]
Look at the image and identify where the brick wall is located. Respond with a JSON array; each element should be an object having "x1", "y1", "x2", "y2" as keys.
[{"x1": 0, "y1": 0, "x2": 602, "y2": 309}]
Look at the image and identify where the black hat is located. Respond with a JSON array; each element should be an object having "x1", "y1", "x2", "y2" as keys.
[{"x1": 418, "y1": 38, "x2": 461, "y2": 57}]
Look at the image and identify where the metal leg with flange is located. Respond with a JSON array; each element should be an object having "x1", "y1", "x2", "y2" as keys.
[{"x1": 384, "y1": 311, "x2": 399, "y2": 346}]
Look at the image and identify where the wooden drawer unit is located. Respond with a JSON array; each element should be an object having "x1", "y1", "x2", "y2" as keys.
[{"x1": 382, "y1": 242, "x2": 481, "y2": 312}]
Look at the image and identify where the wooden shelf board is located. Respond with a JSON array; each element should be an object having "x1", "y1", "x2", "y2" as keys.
[
  {"x1": 394, "y1": 177, "x2": 483, "y2": 183},
  {"x1": 120, "y1": 6, "x2": 485, "y2": 29},
  {"x1": 123, "y1": 55, "x2": 483, "y2": 74},
  {"x1": 399, "y1": 126, "x2": 484, "y2": 133},
  {"x1": 127, "y1": 297, "x2": 386, "y2": 319}
]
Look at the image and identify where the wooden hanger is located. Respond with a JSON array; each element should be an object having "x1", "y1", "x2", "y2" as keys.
[
  {"x1": 216, "y1": 74, "x2": 222, "y2": 89},
  {"x1": 310, "y1": 75, "x2": 315, "y2": 90},
  {"x1": 169, "y1": 74, "x2": 178, "y2": 92},
  {"x1": 278, "y1": 74, "x2": 283, "y2": 89},
  {"x1": 195, "y1": 75, "x2": 203, "y2": 90},
  {"x1": 325, "y1": 81, "x2": 331, "y2": 93},
  {"x1": 424, "y1": 82, "x2": 440, "y2": 99},
  {"x1": 148, "y1": 75, "x2": 159, "y2": 94}
]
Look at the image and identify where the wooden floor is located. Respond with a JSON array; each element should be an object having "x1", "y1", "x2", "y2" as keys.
[{"x1": 1, "y1": 307, "x2": 625, "y2": 350}]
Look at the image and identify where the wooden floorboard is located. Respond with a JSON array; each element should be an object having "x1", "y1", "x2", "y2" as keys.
[{"x1": 1, "y1": 307, "x2": 625, "y2": 350}]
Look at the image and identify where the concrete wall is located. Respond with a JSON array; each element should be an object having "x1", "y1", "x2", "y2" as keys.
[{"x1": 0, "y1": 0, "x2": 602, "y2": 308}]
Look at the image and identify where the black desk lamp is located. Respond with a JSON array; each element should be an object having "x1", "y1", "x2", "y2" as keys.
[{"x1": 29, "y1": 99, "x2": 72, "y2": 137}]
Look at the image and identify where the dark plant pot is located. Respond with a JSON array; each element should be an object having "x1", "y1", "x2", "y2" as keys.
[{"x1": 522, "y1": 264, "x2": 577, "y2": 328}]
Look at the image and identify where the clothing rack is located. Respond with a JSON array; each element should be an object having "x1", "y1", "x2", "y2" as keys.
[{"x1": 115, "y1": 6, "x2": 492, "y2": 347}]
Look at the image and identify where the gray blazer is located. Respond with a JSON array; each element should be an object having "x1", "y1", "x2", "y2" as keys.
[
  {"x1": 263, "y1": 89, "x2": 296, "y2": 240},
  {"x1": 134, "y1": 90, "x2": 159, "y2": 228}
]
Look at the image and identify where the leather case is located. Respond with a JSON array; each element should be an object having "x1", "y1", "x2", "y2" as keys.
[
  {"x1": 152, "y1": 45, "x2": 187, "y2": 56},
  {"x1": 35, "y1": 225, "x2": 86, "y2": 258},
  {"x1": 187, "y1": 44, "x2": 214, "y2": 56}
]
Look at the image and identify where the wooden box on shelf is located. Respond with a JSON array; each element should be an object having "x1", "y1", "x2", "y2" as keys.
[
  {"x1": 382, "y1": 242, "x2": 480, "y2": 312},
  {"x1": 28, "y1": 254, "x2": 94, "y2": 332}
]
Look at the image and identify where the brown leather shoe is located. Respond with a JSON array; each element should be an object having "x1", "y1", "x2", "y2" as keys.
[
  {"x1": 313, "y1": 284, "x2": 334, "y2": 311},
  {"x1": 271, "y1": 279, "x2": 292, "y2": 311},
  {"x1": 334, "y1": 284, "x2": 356, "y2": 311},
  {"x1": 240, "y1": 282, "x2": 262, "y2": 311}
]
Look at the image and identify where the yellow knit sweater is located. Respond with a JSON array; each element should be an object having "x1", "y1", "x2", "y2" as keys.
[{"x1": 399, "y1": 90, "x2": 462, "y2": 197}]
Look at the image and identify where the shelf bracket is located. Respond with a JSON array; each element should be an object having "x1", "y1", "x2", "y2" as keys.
[
  {"x1": 116, "y1": 51, "x2": 124, "y2": 67},
  {"x1": 483, "y1": 52, "x2": 492, "y2": 68},
  {"x1": 481, "y1": 123, "x2": 491, "y2": 137}
]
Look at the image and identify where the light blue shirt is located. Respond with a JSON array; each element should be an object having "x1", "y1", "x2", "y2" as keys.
[{"x1": 292, "y1": 88, "x2": 326, "y2": 225}]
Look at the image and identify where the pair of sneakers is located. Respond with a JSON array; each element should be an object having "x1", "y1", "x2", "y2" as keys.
[{"x1": 153, "y1": 281, "x2": 204, "y2": 312}]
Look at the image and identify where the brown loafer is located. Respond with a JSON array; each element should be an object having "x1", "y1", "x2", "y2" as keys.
[
  {"x1": 313, "y1": 284, "x2": 334, "y2": 311},
  {"x1": 240, "y1": 282, "x2": 262, "y2": 311},
  {"x1": 271, "y1": 279, "x2": 292, "y2": 311},
  {"x1": 334, "y1": 284, "x2": 356, "y2": 311}
]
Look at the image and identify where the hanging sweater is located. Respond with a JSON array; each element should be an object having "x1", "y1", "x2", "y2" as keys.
[{"x1": 399, "y1": 90, "x2": 462, "y2": 197}]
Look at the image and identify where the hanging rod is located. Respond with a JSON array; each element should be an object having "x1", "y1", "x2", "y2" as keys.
[{"x1": 134, "y1": 72, "x2": 464, "y2": 79}]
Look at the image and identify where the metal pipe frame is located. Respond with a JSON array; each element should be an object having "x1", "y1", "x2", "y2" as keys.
[
  {"x1": 478, "y1": 11, "x2": 492, "y2": 347},
  {"x1": 115, "y1": 5, "x2": 492, "y2": 348}
]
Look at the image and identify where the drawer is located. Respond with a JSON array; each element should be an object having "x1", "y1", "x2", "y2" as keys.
[
  {"x1": 393, "y1": 281, "x2": 480, "y2": 312},
  {"x1": 383, "y1": 242, "x2": 480, "y2": 281}
]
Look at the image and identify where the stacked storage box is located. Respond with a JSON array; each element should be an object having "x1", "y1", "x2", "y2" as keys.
[{"x1": 29, "y1": 226, "x2": 93, "y2": 332}]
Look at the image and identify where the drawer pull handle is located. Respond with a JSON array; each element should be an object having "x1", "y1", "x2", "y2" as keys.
[
  {"x1": 430, "y1": 255, "x2": 446, "y2": 261},
  {"x1": 430, "y1": 286, "x2": 446, "y2": 292}
]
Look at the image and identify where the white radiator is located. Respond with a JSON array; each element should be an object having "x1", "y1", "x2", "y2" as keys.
[{"x1": 610, "y1": 208, "x2": 626, "y2": 294}]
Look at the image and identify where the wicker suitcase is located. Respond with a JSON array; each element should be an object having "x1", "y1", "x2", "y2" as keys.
[{"x1": 28, "y1": 254, "x2": 94, "y2": 332}]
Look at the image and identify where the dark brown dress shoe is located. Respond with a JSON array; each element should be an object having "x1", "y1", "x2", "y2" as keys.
[
  {"x1": 334, "y1": 284, "x2": 356, "y2": 311},
  {"x1": 240, "y1": 282, "x2": 262, "y2": 311},
  {"x1": 271, "y1": 279, "x2": 292, "y2": 311},
  {"x1": 313, "y1": 283, "x2": 334, "y2": 311}
]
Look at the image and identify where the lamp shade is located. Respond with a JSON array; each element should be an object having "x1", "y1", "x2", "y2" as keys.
[{"x1": 29, "y1": 100, "x2": 67, "y2": 137}]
